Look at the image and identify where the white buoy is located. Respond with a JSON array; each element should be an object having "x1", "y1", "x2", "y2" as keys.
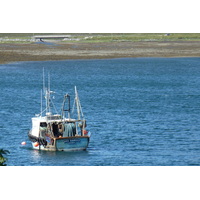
[{"x1": 21, "y1": 141, "x2": 26, "y2": 145}]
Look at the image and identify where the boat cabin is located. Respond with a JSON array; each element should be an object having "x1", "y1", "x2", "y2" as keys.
[{"x1": 31, "y1": 113, "x2": 87, "y2": 141}]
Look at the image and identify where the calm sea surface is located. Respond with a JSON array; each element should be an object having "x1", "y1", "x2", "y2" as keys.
[{"x1": 1, "y1": 57, "x2": 200, "y2": 166}]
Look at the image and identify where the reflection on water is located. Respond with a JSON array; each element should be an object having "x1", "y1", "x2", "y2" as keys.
[{"x1": 29, "y1": 149, "x2": 90, "y2": 166}]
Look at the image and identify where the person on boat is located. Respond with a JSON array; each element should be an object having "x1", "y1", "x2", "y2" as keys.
[{"x1": 58, "y1": 123, "x2": 64, "y2": 137}]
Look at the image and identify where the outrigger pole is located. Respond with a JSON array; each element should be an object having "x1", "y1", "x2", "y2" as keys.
[
  {"x1": 74, "y1": 86, "x2": 86, "y2": 136},
  {"x1": 75, "y1": 86, "x2": 81, "y2": 120},
  {"x1": 75, "y1": 86, "x2": 85, "y2": 120}
]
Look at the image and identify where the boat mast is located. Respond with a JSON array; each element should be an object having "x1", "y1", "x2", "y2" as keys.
[
  {"x1": 42, "y1": 68, "x2": 50, "y2": 116},
  {"x1": 45, "y1": 73, "x2": 51, "y2": 115},
  {"x1": 41, "y1": 69, "x2": 58, "y2": 117},
  {"x1": 39, "y1": 68, "x2": 45, "y2": 117}
]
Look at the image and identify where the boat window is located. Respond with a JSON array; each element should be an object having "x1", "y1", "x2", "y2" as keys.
[
  {"x1": 39, "y1": 122, "x2": 47, "y2": 138},
  {"x1": 47, "y1": 115, "x2": 61, "y2": 120},
  {"x1": 40, "y1": 122, "x2": 47, "y2": 127}
]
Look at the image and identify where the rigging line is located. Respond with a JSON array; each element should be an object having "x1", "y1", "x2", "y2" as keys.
[
  {"x1": 50, "y1": 96, "x2": 59, "y2": 114},
  {"x1": 48, "y1": 72, "x2": 50, "y2": 95},
  {"x1": 40, "y1": 108, "x2": 47, "y2": 115},
  {"x1": 72, "y1": 97, "x2": 76, "y2": 115}
]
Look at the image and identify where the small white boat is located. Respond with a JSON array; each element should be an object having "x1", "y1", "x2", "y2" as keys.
[{"x1": 28, "y1": 73, "x2": 91, "y2": 151}]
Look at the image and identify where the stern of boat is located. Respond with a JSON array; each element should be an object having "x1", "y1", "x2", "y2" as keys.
[{"x1": 55, "y1": 136, "x2": 90, "y2": 151}]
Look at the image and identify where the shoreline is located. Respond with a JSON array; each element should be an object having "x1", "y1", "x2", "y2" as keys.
[{"x1": 0, "y1": 41, "x2": 200, "y2": 64}]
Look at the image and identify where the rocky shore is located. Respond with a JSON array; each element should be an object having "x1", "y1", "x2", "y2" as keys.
[{"x1": 0, "y1": 41, "x2": 200, "y2": 64}]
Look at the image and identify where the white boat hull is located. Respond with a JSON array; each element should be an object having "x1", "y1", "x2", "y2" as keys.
[{"x1": 30, "y1": 136, "x2": 90, "y2": 151}]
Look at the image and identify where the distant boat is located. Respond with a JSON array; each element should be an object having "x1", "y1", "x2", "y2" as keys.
[{"x1": 28, "y1": 72, "x2": 91, "y2": 151}]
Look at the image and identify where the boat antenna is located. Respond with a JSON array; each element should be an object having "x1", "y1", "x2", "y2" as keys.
[
  {"x1": 40, "y1": 68, "x2": 45, "y2": 117},
  {"x1": 40, "y1": 89, "x2": 43, "y2": 117},
  {"x1": 46, "y1": 72, "x2": 51, "y2": 114},
  {"x1": 43, "y1": 67, "x2": 45, "y2": 93}
]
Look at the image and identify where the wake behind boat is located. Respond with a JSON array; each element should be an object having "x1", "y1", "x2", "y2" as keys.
[{"x1": 28, "y1": 73, "x2": 91, "y2": 151}]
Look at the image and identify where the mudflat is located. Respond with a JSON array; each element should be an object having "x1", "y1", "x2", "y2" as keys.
[{"x1": 0, "y1": 41, "x2": 200, "y2": 64}]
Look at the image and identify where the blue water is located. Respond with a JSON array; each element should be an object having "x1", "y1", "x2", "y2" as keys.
[{"x1": 1, "y1": 57, "x2": 200, "y2": 166}]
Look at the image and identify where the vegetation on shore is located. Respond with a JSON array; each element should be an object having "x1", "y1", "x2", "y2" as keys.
[
  {"x1": 0, "y1": 33, "x2": 200, "y2": 43},
  {"x1": 0, "y1": 33, "x2": 199, "y2": 64},
  {"x1": 0, "y1": 149, "x2": 9, "y2": 166}
]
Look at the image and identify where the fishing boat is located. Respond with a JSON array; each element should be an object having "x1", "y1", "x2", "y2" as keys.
[{"x1": 28, "y1": 74, "x2": 91, "y2": 151}]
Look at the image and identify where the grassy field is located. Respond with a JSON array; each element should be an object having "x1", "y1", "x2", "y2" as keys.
[
  {"x1": 81, "y1": 33, "x2": 200, "y2": 42},
  {"x1": 0, "y1": 33, "x2": 200, "y2": 43}
]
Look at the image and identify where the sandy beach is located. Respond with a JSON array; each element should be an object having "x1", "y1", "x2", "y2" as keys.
[{"x1": 0, "y1": 41, "x2": 200, "y2": 64}]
